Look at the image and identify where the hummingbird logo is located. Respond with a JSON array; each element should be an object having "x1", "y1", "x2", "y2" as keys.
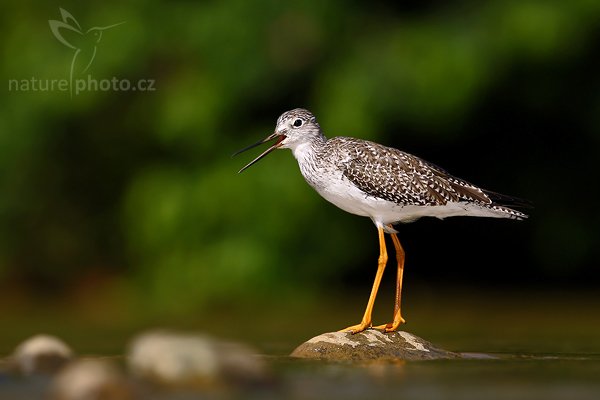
[{"x1": 49, "y1": 8, "x2": 124, "y2": 95}]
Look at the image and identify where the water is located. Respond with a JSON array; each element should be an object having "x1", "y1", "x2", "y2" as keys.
[
  {"x1": 1, "y1": 288, "x2": 599, "y2": 399},
  {"x1": 276, "y1": 355, "x2": 600, "y2": 400}
]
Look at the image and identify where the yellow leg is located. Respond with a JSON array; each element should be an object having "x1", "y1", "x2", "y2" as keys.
[
  {"x1": 339, "y1": 226, "x2": 388, "y2": 334},
  {"x1": 374, "y1": 228, "x2": 406, "y2": 332}
]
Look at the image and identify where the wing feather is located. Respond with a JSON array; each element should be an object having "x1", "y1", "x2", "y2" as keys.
[{"x1": 333, "y1": 137, "x2": 492, "y2": 207}]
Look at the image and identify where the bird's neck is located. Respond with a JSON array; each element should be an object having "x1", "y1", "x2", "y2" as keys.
[{"x1": 290, "y1": 135, "x2": 327, "y2": 164}]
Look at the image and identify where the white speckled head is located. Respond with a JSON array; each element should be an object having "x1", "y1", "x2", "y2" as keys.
[
  {"x1": 274, "y1": 108, "x2": 324, "y2": 150},
  {"x1": 234, "y1": 108, "x2": 325, "y2": 173}
]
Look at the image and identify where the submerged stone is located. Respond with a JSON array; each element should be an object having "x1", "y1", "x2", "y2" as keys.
[
  {"x1": 290, "y1": 330, "x2": 460, "y2": 361},
  {"x1": 50, "y1": 359, "x2": 135, "y2": 400},
  {"x1": 13, "y1": 334, "x2": 74, "y2": 375},
  {"x1": 127, "y1": 330, "x2": 269, "y2": 389}
]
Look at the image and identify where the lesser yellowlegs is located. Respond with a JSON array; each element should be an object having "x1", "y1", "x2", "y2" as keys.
[{"x1": 234, "y1": 108, "x2": 528, "y2": 334}]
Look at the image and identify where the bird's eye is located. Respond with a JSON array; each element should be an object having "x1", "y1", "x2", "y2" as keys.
[{"x1": 293, "y1": 119, "x2": 303, "y2": 128}]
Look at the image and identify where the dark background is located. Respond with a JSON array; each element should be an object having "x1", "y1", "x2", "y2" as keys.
[{"x1": 1, "y1": 1, "x2": 599, "y2": 348}]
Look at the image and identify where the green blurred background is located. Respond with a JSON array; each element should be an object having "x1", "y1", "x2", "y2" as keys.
[{"x1": 1, "y1": 0, "x2": 599, "y2": 353}]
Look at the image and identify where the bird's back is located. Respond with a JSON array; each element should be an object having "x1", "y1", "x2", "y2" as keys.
[{"x1": 304, "y1": 136, "x2": 528, "y2": 224}]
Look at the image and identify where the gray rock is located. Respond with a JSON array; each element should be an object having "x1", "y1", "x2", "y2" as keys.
[
  {"x1": 13, "y1": 334, "x2": 74, "y2": 375},
  {"x1": 290, "y1": 330, "x2": 460, "y2": 361},
  {"x1": 50, "y1": 359, "x2": 136, "y2": 400},
  {"x1": 127, "y1": 330, "x2": 268, "y2": 389}
]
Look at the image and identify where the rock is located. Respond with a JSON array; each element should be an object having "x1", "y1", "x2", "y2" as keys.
[
  {"x1": 215, "y1": 340, "x2": 270, "y2": 386},
  {"x1": 50, "y1": 359, "x2": 136, "y2": 400},
  {"x1": 13, "y1": 334, "x2": 74, "y2": 375},
  {"x1": 127, "y1": 330, "x2": 268, "y2": 389},
  {"x1": 290, "y1": 330, "x2": 460, "y2": 361}
]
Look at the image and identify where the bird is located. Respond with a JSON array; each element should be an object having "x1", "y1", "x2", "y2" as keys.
[{"x1": 234, "y1": 108, "x2": 528, "y2": 334}]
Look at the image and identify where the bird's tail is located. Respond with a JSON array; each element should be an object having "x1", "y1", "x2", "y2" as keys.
[{"x1": 483, "y1": 189, "x2": 532, "y2": 220}]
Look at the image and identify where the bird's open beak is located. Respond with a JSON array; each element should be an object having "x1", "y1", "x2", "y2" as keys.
[{"x1": 233, "y1": 132, "x2": 286, "y2": 173}]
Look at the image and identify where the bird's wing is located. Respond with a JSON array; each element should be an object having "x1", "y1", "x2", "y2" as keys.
[
  {"x1": 335, "y1": 138, "x2": 491, "y2": 206},
  {"x1": 418, "y1": 157, "x2": 493, "y2": 204}
]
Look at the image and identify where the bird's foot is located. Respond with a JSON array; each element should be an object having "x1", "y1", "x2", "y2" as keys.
[
  {"x1": 372, "y1": 315, "x2": 406, "y2": 333},
  {"x1": 338, "y1": 321, "x2": 371, "y2": 334}
]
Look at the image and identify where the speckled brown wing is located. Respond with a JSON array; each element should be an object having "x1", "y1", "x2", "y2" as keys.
[
  {"x1": 417, "y1": 157, "x2": 494, "y2": 204},
  {"x1": 333, "y1": 137, "x2": 492, "y2": 207}
]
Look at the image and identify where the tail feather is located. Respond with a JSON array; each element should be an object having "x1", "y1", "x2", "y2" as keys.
[
  {"x1": 483, "y1": 190, "x2": 532, "y2": 220},
  {"x1": 484, "y1": 189, "x2": 532, "y2": 208}
]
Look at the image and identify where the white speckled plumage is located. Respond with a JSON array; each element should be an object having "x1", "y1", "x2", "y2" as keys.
[{"x1": 265, "y1": 108, "x2": 527, "y2": 233}]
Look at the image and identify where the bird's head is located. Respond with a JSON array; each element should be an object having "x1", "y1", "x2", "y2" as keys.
[
  {"x1": 273, "y1": 108, "x2": 322, "y2": 149},
  {"x1": 234, "y1": 108, "x2": 323, "y2": 173}
]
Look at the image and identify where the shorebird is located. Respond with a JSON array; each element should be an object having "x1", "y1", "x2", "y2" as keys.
[{"x1": 234, "y1": 108, "x2": 528, "y2": 334}]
